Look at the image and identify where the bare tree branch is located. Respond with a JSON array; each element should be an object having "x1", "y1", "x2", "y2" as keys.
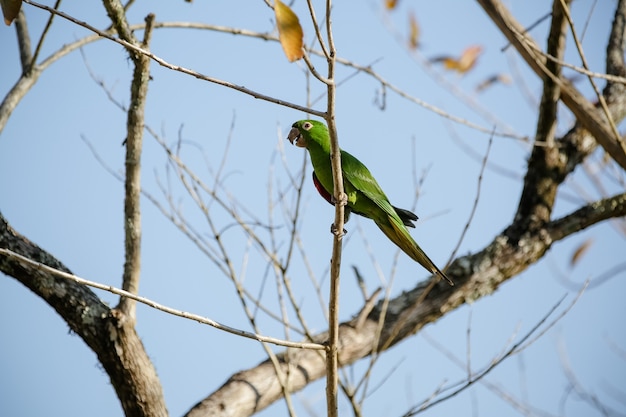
[
  {"x1": 0, "y1": 212, "x2": 167, "y2": 417},
  {"x1": 13, "y1": 11, "x2": 32, "y2": 70},
  {"x1": 509, "y1": 0, "x2": 568, "y2": 235},
  {"x1": 2, "y1": 2, "x2": 624, "y2": 417},
  {"x1": 20, "y1": 0, "x2": 325, "y2": 118},
  {"x1": 0, "y1": 247, "x2": 326, "y2": 350},
  {"x1": 109, "y1": 5, "x2": 155, "y2": 319},
  {"x1": 183, "y1": 188, "x2": 626, "y2": 417},
  {"x1": 477, "y1": 0, "x2": 626, "y2": 170}
]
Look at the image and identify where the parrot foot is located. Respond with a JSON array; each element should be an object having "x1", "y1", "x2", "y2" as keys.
[{"x1": 330, "y1": 223, "x2": 347, "y2": 236}]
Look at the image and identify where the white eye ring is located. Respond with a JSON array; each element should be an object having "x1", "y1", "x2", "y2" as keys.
[{"x1": 303, "y1": 122, "x2": 313, "y2": 130}]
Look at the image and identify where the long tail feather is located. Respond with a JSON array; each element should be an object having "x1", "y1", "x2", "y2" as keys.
[{"x1": 376, "y1": 216, "x2": 454, "y2": 286}]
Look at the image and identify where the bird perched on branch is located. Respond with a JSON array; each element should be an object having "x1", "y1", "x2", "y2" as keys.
[{"x1": 287, "y1": 119, "x2": 453, "y2": 286}]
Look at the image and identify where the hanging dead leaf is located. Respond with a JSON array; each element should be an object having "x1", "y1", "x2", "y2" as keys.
[
  {"x1": 570, "y1": 239, "x2": 594, "y2": 267},
  {"x1": 1, "y1": 0, "x2": 21, "y2": 25},
  {"x1": 385, "y1": 0, "x2": 399, "y2": 10},
  {"x1": 408, "y1": 12, "x2": 420, "y2": 50},
  {"x1": 475, "y1": 73, "x2": 511, "y2": 92},
  {"x1": 453, "y1": 45, "x2": 483, "y2": 72},
  {"x1": 274, "y1": 0, "x2": 304, "y2": 62},
  {"x1": 430, "y1": 45, "x2": 483, "y2": 74}
]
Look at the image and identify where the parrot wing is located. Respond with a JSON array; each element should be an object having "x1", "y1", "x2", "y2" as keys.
[
  {"x1": 340, "y1": 151, "x2": 454, "y2": 286},
  {"x1": 340, "y1": 150, "x2": 403, "y2": 223},
  {"x1": 314, "y1": 169, "x2": 417, "y2": 227}
]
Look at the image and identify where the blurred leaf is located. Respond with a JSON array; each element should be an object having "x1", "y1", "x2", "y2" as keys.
[
  {"x1": 408, "y1": 12, "x2": 420, "y2": 50},
  {"x1": 431, "y1": 45, "x2": 483, "y2": 74},
  {"x1": 385, "y1": 0, "x2": 399, "y2": 10},
  {"x1": 1, "y1": 0, "x2": 21, "y2": 25},
  {"x1": 570, "y1": 239, "x2": 594, "y2": 267},
  {"x1": 275, "y1": 0, "x2": 304, "y2": 62},
  {"x1": 475, "y1": 73, "x2": 511, "y2": 92}
]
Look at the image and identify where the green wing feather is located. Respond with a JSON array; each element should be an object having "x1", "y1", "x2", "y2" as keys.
[
  {"x1": 341, "y1": 150, "x2": 453, "y2": 286},
  {"x1": 291, "y1": 119, "x2": 453, "y2": 285}
]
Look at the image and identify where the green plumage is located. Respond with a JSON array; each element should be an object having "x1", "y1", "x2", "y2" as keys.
[{"x1": 287, "y1": 119, "x2": 453, "y2": 286}]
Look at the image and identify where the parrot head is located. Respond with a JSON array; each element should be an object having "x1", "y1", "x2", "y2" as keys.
[{"x1": 287, "y1": 120, "x2": 328, "y2": 149}]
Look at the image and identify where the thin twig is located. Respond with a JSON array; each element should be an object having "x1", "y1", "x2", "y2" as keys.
[
  {"x1": 445, "y1": 128, "x2": 494, "y2": 269},
  {"x1": 306, "y1": 0, "x2": 330, "y2": 60},
  {"x1": 29, "y1": 0, "x2": 61, "y2": 72},
  {"x1": 22, "y1": 0, "x2": 325, "y2": 118},
  {"x1": 0, "y1": 248, "x2": 324, "y2": 350},
  {"x1": 404, "y1": 284, "x2": 587, "y2": 416}
]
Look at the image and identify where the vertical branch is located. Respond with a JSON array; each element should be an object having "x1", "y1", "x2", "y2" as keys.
[
  {"x1": 509, "y1": 0, "x2": 568, "y2": 236},
  {"x1": 606, "y1": 0, "x2": 626, "y2": 78},
  {"x1": 477, "y1": 0, "x2": 626, "y2": 171},
  {"x1": 14, "y1": 11, "x2": 32, "y2": 71},
  {"x1": 30, "y1": 0, "x2": 62, "y2": 72},
  {"x1": 558, "y1": 0, "x2": 626, "y2": 157},
  {"x1": 323, "y1": 1, "x2": 341, "y2": 417},
  {"x1": 115, "y1": 12, "x2": 155, "y2": 319}
]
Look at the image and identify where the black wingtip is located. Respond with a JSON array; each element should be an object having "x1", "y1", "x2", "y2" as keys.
[{"x1": 438, "y1": 270, "x2": 454, "y2": 286}]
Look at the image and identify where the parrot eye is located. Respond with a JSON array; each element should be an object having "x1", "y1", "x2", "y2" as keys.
[{"x1": 302, "y1": 122, "x2": 313, "y2": 131}]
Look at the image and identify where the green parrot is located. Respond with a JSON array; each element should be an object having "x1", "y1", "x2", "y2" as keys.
[{"x1": 287, "y1": 119, "x2": 453, "y2": 286}]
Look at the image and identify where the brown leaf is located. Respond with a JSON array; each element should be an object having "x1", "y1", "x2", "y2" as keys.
[
  {"x1": 385, "y1": 0, "x2": 399, "y2": 10},
  {"x1": 475, "y1": 73, "x2": 511, "y2": 92},
  {"x1": 447, "y1": 45, "x2": 483, "y2": 73},
  {"x1": 1, "y1": 0, "x2": 21, "y2": 25},
  {"x1": 408, "y1": 12, "x2": 420, "y2": 50},
  {"x1": 275, "y1": 0, "x2": 304, "y2": 62},
  {"x1": 431, "y1": 45, "x2": 483, "y2": 74},
  {"x1": 570, "y1": 238, "x2": 594, "y2": 267}
]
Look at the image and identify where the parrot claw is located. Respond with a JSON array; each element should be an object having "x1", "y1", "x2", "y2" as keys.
[{"x1": 330, "y1": 223, "x2": 347, "y2": 236}]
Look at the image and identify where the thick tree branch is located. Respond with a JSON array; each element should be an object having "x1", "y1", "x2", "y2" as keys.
[
  {"x1": 514, "y1": 0, "x2": 566, "y2": 242},
  {"x1": 604, "y1": 0, "x2": 626, "y2": 136},
  {"x1": 509, "y1": 0, "x2": 568, "y2": 237},
  {"x1": 606, "y1": 0, "x2": 626, "y2": 79},
  {"x1": 184, "y1": 5, "x2": 626, "y2": 416},
  {"x1": 546, "y1": 193, "x2": 626, "y2": 242},
  {"x1": 3, "y1": 3, "x2": 623, "y2": 417},
  {"x1": 477, "y1": 0, "x2": 626, "y2": 170},
  {"x1": 184, "y1": 188, "x2": 626, "y2": 417},
  {"x1": 115, "y1": 11, "x2": 154, "y2": 320},
  {"x1": 0, "y1": 212, "x2": 167, "y2": 417}
]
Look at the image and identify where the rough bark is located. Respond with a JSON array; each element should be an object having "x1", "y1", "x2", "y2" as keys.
[
  {"x1": 477, "y1": 0, "x2": 626, "y2": 170},
  {"x1": 182, "y1": 2, "x2": 626, "y2": 415},
  {"x1": 1, "y1": 1, "x2": 625, "y2": 417},
  {"x1": 0, "y1": 214, "x2": 168, "y2": 417}
]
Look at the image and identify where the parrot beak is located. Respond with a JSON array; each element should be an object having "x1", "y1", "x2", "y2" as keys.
[{"x1": 287, "y1": 127, "x2": 301, "y2": 145}]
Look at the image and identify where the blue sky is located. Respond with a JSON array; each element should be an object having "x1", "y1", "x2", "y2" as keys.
[{"x1": 1, "y1": 1, "x2": 624, "y2": 417}]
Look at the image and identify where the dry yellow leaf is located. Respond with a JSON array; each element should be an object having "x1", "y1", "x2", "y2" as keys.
[
  {"x1": 408, "y1": 12, "x2": 419, "y2": 50},
  {"x1": 570, "y1": 239, "x2": 594, "y2": 267},
  {"x1": 430, "y1": 45, "x2": 483, "y2": 74},
  {"x1": 275, "y1": 0, "x2": 304, "y2": 62},
  {"x1": 1, "y1": 0, "x2": 21, "y2": 25},
  {"x1": 385, "y1": 0, "x2": 399, "y2": 10},
  {"x1": 456, "y1": 45, "x2": 483, "y2": 72}
]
